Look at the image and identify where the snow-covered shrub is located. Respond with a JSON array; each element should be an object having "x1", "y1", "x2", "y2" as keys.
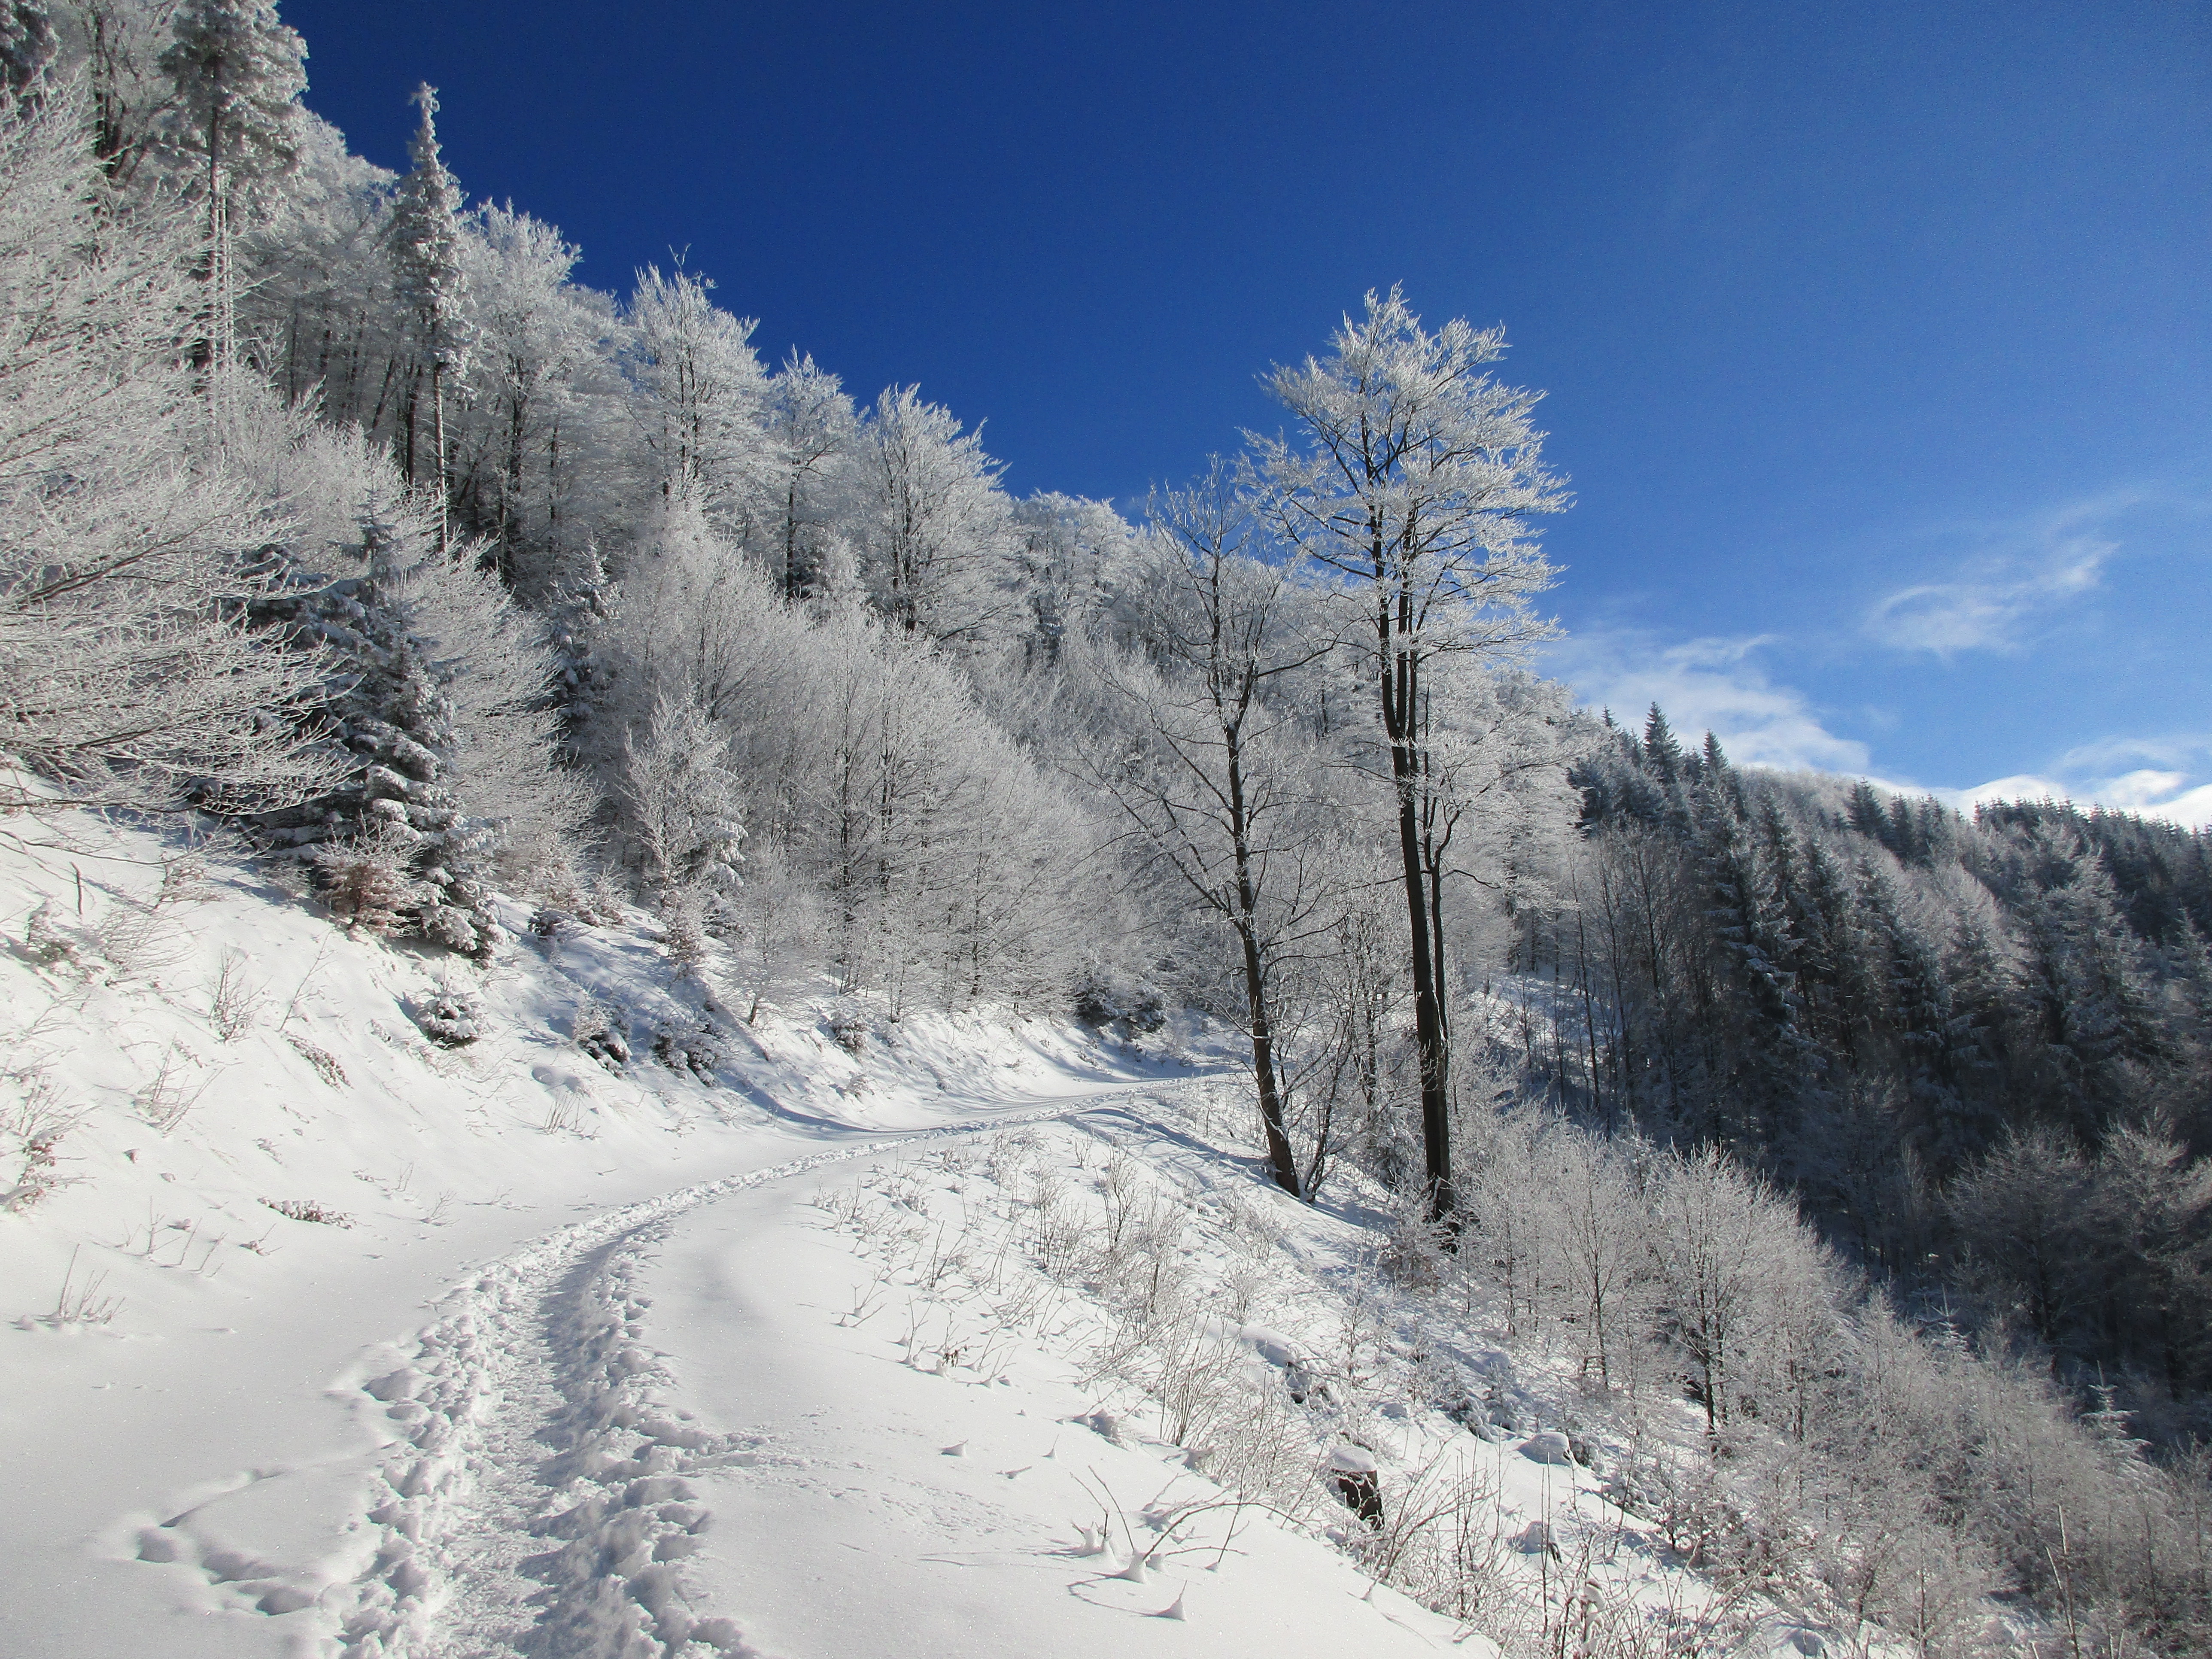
[
  {"x1": 260, "y1": 1197, "x2": 354, "y2": 1227},
  {"x1": 245, "y1": 425, "x2": 592, "y2": 954},
  {"x1": 573, "y1": 1000, "x2": 629, "y2": 1069},
  {"x1": 19, "y1": 899, "x2": 74, "y2": 969},
  {"x1": 312, "y1": 822, "x2": 425, "y2": 937},
  {"x1": 1, "y1": 1068, "x2": 77, "y2": 1212},
  {"x1": 661, "y1": 886, "x2": 711, "y2": 979},
  {"x1": 650, "y1": 1019, "x2": 720, "y2": 1081},
  {"x1": 827, "y1": 997, "x2": 869, "y2": 1054},
  {"x1": 412, "y1": 984, "x2": 483, "y2": 1047}
]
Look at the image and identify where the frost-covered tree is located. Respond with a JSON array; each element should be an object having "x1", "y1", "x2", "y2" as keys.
[
  {"x1": 852, "y1": 384, "x2": 1016, "y2": 647},
  {"x1": 1073, "y1": 468, "x2": 1330, "y2": 1195},
  {"x1": 247, "y1": 427, "x2": 584, "y2": 954},
  {"x1": 1255, "y1": 286, "x2": 1565, "y2": 1222},
  {"x1": 627, "y1": 262, "x2": 767, "y2": 530},
  {"x1": 0, "y1": 93, "x2": 335, "y2": 816},
  {"x1": 1007, "y1": 490, "x2": 1138, "y2": 667},
  {"x1": 617, "y1": 693, "x2": 744, "y2": 905},
  {"x1": 754, "y1": 349, "x2": 855, "y2": 602},
  {"x1": 157, "y1": 0, "x2": 306, "y2": 372},
  {"x1": 389, "y1": 82, "x2": 471, "y2": 549},
  {"x1": 0, "y1": 0, "x2": 55, "y2": 107}
]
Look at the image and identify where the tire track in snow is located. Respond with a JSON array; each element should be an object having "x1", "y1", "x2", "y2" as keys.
[{"x1": 259, "y1": 1089, "x2": 1192, "y2": 1658}]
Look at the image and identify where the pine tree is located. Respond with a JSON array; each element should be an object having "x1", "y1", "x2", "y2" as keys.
[
  {"x1": 1846, "y1": 780, "x2": 1887, "y2": 845},
  {"x1": 157, "y1": 0, "x2": 307, "y2": 375},
  {"x1": 1694, "y1": 786, "x2": 1805, "y2": 1140},
  {"x1": 1940, "y1": 917, "x2": 2017, "y2": 1152},
  {"x1": 0, "y1": 1, "x2": 54, "y2": 108},
  {"x1": 253, "y1": 459, "x2": 498, "y2": 956},
  {"x1": 389, "y1": 83, "x2": 471, "y2": 553},
  {"x1": 1643, "y1": 703, "x2": 1682, "y2": 781}
]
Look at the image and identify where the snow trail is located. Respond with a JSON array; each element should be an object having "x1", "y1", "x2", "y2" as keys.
[{"x1": 240, "y1": 1088, "x2": 1179, "y2": 1659}]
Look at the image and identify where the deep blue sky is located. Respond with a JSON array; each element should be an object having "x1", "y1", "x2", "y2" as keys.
[{"x1": 285, "y1": 0, "x2": 2212, "y2": 820}]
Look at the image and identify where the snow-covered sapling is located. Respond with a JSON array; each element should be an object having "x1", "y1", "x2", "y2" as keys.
[{"x1": 413, "y1": 984, "x2": 483, "y2": 1047}]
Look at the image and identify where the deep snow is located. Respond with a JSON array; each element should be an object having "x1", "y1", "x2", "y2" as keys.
[{"x1": 0, "y1": 809, "x2": 1863, "y2": 1658}]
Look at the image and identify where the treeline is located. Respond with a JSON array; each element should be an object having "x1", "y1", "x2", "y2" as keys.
[
  {"x1": 6, "y1": 7, "x2": 2210, "y2": 1647},
  {"x1": 0, "y1": 0, "x2": 1575, "y2": 1150},
  {"x1": 1453, "y1": 1116, "x2": 2212, "y2": 1657},
  {"x1": 1504, "y1": 706, "x2": 2212, "y2": 1423}
]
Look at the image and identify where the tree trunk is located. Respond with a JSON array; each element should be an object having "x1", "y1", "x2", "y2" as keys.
[
  {"x1": 430, "y1": 360, "x2": 450, "y2": 556},
  {"x1": 1234, "y1": 915, "x2": 1300, "y2": 1197},
  {"x1": 1380, "y1": 608, "x2": 1455, "y2": 1226}
]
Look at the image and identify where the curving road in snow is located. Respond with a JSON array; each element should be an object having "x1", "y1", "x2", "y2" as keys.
[{"x1": 8, "y1": 1086, "x2": 1198, "y2": 1659}]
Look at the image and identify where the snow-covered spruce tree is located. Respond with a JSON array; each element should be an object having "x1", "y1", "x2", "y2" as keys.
[
  {"x1": 155, "y1": 0, "x2": 306, "y2": 374},
  {"x1": 388, "y1": 82, "x2": 471, "y2": 552},
  {"x1": 249, "y1": 429, "x2": 578, "y2": 954},
  {"x1": 0, "y1": 0, "x2": 54, "y2": 107},
  {"x1": 0, "y1": 90, "x2": 338, "y2": 817}
]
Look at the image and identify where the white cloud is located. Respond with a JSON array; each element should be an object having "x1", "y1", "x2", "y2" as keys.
[
  {"x1": 1550, "y1": 629, "x2": 2212, "y2": 831},
  {"x1": 1936, "y1": 735, "x2": 2212, "y2": 829},
  {"x1": 1545, "y1": 629, "x2": 1872, "y2": 773},
  {"x1": 1863, "y1": 495, "x2": 2130, "y2": 656},
  {"x1": 1911, "y1": 734, "x2": 2203, "y2": 832}
]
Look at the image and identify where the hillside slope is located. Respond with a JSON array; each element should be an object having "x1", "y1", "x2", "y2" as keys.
[{"x1": 0, "y1": 811, "x2": 1850, "y2": 1659}]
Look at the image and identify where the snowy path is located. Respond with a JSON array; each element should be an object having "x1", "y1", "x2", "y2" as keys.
[
  {"x1": 108, "y1": 1089, "x2": 1156, "y2": 1659},
  {"x1": 636, "y1": 1135, "x2": 1467, "y2": 1659}
]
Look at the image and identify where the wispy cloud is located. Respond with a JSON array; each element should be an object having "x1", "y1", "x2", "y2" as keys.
[
  {"x1": 1546, "y1": 629, "x2": 1872, "y2": 773},
  {"x1": 1551, "y1": 628, "x2": 2212, "y2": 829},
  {"x1": 1936, "y1": 734, "x2": 2212, "y2": 829},
  {"x1": 1863, "y1": 495, "x2": 2136, "y2": 656}
]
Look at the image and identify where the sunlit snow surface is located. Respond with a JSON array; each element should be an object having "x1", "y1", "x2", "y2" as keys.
[{"x1": 0, "y1": 808, "x2": 1860, "y2": 1658}]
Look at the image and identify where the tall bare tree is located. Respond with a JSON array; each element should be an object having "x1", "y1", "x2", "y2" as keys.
[
  {"x1": 1254, "y1": 287, "x2": 1565, "y2": 1224},
  {"x1": 1076, "y1": 465, "x2": 1329, "y2": 1195}
]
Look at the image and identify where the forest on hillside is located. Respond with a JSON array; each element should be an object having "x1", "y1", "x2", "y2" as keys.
[{"x1": 3, "y1": 4, "x2": 2209, "y2": 1650}]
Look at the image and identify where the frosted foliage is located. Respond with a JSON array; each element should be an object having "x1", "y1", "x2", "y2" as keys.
[
  {"x1": 619, "y1": 695, "x2": 744, "y2": 901},
  {"x1": 0, "y1": 95, "x2": 336, "y2": 814},
  {"x1": 853, "y1": 384, "x2": 1018, "y2": 647},
  {"x1": 1257, "y1": 284, "x2": 1564, "y2": 663},
  {"x1": 243, "y1": 425, "x2": 583, "y2": 946},
  {"x1": 0, "y1": 1, "x2": 54, "y2": 100},
  {"x1": 390, "y1": 83, "x2": 469, "y2": 376},
  {"x1": 628, "y1": 263, "x2": 768, "y2": 526},
  {"x1": 156, "y1": 0, "x2": 305, "y2": 204},
  {"x1": 754, "y1": 348, "x2": 857, "y2": 601}
]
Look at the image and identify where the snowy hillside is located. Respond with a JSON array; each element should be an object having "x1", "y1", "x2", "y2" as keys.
[{"x1": 1, "y1": 811, "x2": 1861, "y2": 1659}]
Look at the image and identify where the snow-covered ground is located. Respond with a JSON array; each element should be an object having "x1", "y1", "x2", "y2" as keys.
[{"x1": 0, "y1": 811, "x2": 1849, "y2": 1658}]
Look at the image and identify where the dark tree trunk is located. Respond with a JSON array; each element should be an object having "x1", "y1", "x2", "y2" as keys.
[
  {"x1": 1225, "y1": 737, "x2": 1299, "y2": 1197},
  {"x1": 1380, "y1": 611, "x2": 1455, "y2": 1225}
]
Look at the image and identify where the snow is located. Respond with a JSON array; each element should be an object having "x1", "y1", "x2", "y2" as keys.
[
  {"x1": 1517, "y1": 1431, "x2": 1574, "y2": 1467},
  {"x1": 0, "y1": 806, "x2": 1866, "y2": 1658}
]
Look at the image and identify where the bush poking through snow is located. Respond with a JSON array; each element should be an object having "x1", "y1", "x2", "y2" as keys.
[
  {"x1": 411, "y1": 985, "x2": 483, "y2": 1047},
  {"x1": 207, "y1": 951, "x2": 262, "y2": 1041},
  {"x1": 827, "y1": 997, "x2": 869, "y2": 1054},
  {"x1": 16, "y1": 1248, "x2": 123, "y2": 1329},
  {"x1": 133, "y1": 1043, "x2": 209, "y2": 1132},
  {"x1": 21, "y1": 899, "x2": 74, "y2": 969},
  {"x1": 652, "y1": 1021, "x2": 720, "y2": 1082},
  {"x1": 313, "y1": 826, "x2": 423, "y2": 937},
  {"x1": 573, "y1": 1000, "x2": 630, "y2": 1069},
  {"x1": 2, "y1": 1069, "x2": 78, "y2": 1212},
  {"x1": 261, "y1": 1197, "x2": 355, "y2": 1227},
  {"x1": 285, "y1": 1033, "x2": 348, "y2": 1088}
]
